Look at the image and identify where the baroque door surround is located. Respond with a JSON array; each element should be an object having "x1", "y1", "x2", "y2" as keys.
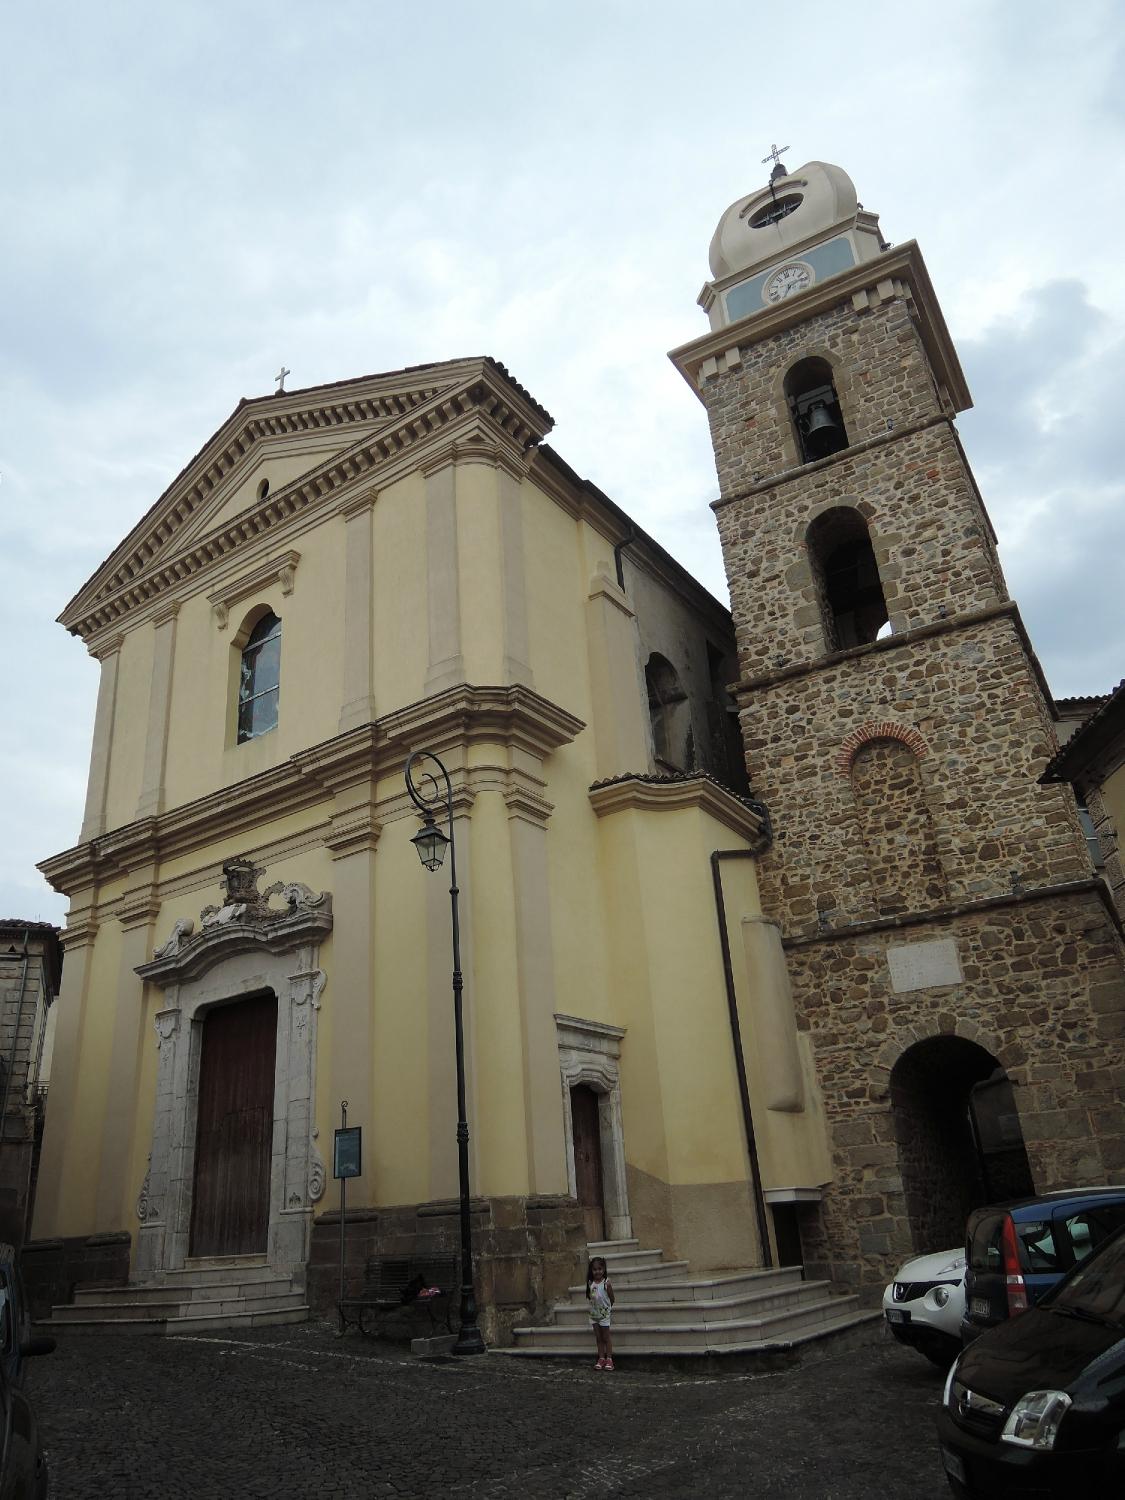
[{"x1": 134, "y1": 861, "x2": 332, "y2": 1282}]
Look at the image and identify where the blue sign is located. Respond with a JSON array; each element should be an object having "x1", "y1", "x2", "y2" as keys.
[{"x1": 334, "y1": 1125, "x2": 362, "y2": 1179}]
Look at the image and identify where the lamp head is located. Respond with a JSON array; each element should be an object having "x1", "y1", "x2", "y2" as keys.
[{"x1": 411, "y1": 814, "x2": 449, "y2": 871}]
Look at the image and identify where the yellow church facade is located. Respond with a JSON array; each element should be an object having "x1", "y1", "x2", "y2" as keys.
[{"x1": 33, "y1": 356, "x2": 830, "y2": 1337}]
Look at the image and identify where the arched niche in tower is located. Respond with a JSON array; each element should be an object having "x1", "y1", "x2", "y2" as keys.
[
  {"x1": 806, "y1": 506, "x2": 889, "y2": 652},
  {"x1": 645, "y1": 653, "x2": 694, "y2": 771},
  {"x1": 850, "y1": 737, "x2": 948, "y2": 916},
  {"x1": 785, "y1": 356, "x2": 849, "y2": 465}
]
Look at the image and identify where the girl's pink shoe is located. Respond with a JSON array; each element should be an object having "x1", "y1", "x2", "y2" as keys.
[
  {"x1": 595, "y1": 1357, "x2": 606, "y2": 1370},
  {"x1": 603, "y1": 1359, "x2": 614, "y2": 1371}
]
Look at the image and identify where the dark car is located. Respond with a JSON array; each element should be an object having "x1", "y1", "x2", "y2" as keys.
[
  {"x1": 961, "y1": 1187, "x2": 1125, "y2": 1341},
  {"x1": 0, "y1": 1247, "x2": 52, "y2": 1499},
  {"x1": 937, "y1": 1223, "x2": 1125, "y2": 1497}
]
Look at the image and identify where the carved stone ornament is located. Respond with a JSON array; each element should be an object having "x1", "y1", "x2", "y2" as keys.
[
  {"x1": 152, "y1": 918, "x2": 194, "y2": 960},
  {"x1": 309, "y1": 1142, "x2": 327, "y2": 1203},
  {"x1": 143, "y1": 860, "x2": 333, "y2": 986},
  {"x1": 136, "y1": 1157, "x2": 153, "y2": 1221}
]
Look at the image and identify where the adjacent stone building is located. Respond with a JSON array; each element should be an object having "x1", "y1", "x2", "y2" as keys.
[
  {"x1": 0, "y1": 922, "x2": 60, "y2": 1246},
  {"x1": 670, "y1": 157, "x2": 1125, "y2": 1293}
]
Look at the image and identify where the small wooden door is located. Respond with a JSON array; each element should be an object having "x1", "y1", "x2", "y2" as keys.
[
  {"x1": 570, "y1": 1085, "x2": 606, "y2": 1243},
  {"x1": 190, "y1": 993, "x2": 277, "y2": 1258}
]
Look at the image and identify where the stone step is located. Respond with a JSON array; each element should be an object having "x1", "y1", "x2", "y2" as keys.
[
  {"x1": 184, "y1": 1254, "x2": 268, "y2": 1271},
  {"x1": 52, "y1": 1291, "x2": 306, "y2": 1324},
  {"x1": 72, "y1": 1277, "x2": 294, "y2": 1307},
  {"x1": 587, "y1": 1248, "x2": 667, "y2": 1272},
  {"x1": 512, "y1": 1294, "x2": 864, "y2": 1352},
  {"x1": 577, "y1": 1260, "x2": 691, "y2": 1287},
  {"x1": 148, "y1": 1264, "x2": 285, "y2": 1288},
  {"x1": 505, "y1": 1308, "x2": 883, "y2": 1359},
  {"x1": 40, "y1": 1304, "x2": 309, "y2": 1337},
  {"x1": 564, "y1": 1266, "x2": 801, "y2": 1302},
  {"x1": 586, "y1": 1239, "x2": 639, "y2": 1254},
  {"x1": 551, "y1": 1279, "x2": 833, "y2": 1328}
]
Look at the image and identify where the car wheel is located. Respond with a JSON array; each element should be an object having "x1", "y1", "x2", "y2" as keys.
[{"x1": 919, "y1": 1335, "x2": 960, "y2": 1369}]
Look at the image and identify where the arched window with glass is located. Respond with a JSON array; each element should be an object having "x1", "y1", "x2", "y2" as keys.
[{"x1": 237, "y1": 612, "x2": 282, "y2": 743}]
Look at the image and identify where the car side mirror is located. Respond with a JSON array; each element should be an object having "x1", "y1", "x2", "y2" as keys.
[{"x1": 19, "y1": 1336, "x2": 55, "y2": 1358}]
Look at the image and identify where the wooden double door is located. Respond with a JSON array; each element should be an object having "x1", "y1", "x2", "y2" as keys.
[{"x1": 190, "y1": 993, "x2": 277, "y2": 1259}]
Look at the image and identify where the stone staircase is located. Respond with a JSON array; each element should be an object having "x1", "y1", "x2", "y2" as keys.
[
  {"x1": 509, "y1": 1238, "x2": 880, "y2": 1358},
  {"x1": 40, "y1": 1255, "x2": 309, "y2": 1336}
]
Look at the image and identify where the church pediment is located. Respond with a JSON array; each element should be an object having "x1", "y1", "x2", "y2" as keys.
[{"x1": 61, "y1": 358, "x2": 553, "y2": 643}]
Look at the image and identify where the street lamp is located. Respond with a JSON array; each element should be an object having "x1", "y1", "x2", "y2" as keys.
[{"x1": 404, "y1": 749, "x2": 486, "y2": 1356}]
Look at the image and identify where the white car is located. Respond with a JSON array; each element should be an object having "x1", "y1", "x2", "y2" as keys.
[{"x1": 882, "y1": 1247, "x2": 965, "y2": 1366}]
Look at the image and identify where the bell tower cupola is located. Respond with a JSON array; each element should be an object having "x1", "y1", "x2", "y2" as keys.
[{"x1": 700, "y1": 155, "x2": 887, "y2": 332}]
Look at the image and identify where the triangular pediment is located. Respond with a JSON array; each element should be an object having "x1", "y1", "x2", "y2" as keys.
[{"x1": 61, "y1": 358, "x2": 553, "y2": 641}]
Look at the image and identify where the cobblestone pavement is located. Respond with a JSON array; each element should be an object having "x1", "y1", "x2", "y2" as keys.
[{"x1": 27, "y1": 1322, "x2": 954, "y2": 1499}]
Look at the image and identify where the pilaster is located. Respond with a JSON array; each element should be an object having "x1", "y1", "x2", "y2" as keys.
[
  {"x1": 136, "y1": 603, "x2": 179, "y2": 818},
  {"x1": 94, "y1": 886, "x2": 161, "y2": 1231},
  {"x1": 584, "y1": 572, "x2": 650, "y2": 778},
  {"x1": 80, "y1": 637, "x2": 124, "y2": 842},
  {"x1": 338, "y1": 491, "x2": 378, "y2": 731},
  {"x1": 30, "y1": 913, "x2": 99, "y2": 1238},
  {"x1": 423, "y1": 458, "x2": 465, "y2": 694}
]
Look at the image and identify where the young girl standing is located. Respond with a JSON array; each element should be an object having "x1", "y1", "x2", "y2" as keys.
[{"x1": 585, "y1": 1256, "x2": 615, "y2": 1370}]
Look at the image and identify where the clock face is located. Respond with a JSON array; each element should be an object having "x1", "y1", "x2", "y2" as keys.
[{"x1": 764, "y1": 262, "x2": 813, "y2": 304}]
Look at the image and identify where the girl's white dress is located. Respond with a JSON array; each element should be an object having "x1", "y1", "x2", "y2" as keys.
[{"x1": 588, "y1": 1281, "x2": 612, "y2": 1327}]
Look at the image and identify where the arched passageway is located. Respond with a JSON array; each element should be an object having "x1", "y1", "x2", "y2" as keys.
[{"x1": 890, "y1": 1035, "x2": 1035, "y2": 1251}]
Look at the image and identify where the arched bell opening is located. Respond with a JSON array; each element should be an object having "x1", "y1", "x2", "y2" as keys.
[
  {"x1": 890, "y1": 1035, "x2": 1035, "y2": 1253},
  {"x1": 785, "y1": 356, "x2": 849, "y2": 464},
  {"x1": 806, "y1": 506, "x2": 889, "y2": 651}
]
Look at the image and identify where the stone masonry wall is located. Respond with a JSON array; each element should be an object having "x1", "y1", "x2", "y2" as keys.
[
  {"x1": 785, "y1": 889, "x2": 1125, "y2": 1296},
  {"x1": 704, "y1": 296, "x2": 1007, "y2": 682},
  {"x1": 741, "y1": 615, "x2": 1092, "y2": 934}
]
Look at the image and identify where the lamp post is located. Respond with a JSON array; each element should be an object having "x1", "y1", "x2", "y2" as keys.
[{"x1": 404, "y1": 748, "x2": 486, "y2": 1356}]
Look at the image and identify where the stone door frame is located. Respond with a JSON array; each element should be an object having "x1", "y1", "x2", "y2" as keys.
[
  {"x1": 555, "y1": 1013, "x2": 631, "y2": 1242},
  {"x1": 135, "y1": 901, "x2": 331, "y2": 1284}
]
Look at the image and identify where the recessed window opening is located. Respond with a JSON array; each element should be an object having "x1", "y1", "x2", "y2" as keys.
[
  {"x1": 785, "y1": 357, "x2": 849, "y2": 464},
  {"x1": 747, "y1": 193, "x2": 803, "y2": 229},
  {"x1": 256, "y1": 478, "x2": 270, "y2": 500},
  {"x1": 646, "y1": 653, "x2": 694, "y2": 771},
  {"x1": 237, "y1": 611, "x2": 282, "y2": 743},
  {"x1": 807, "y1": 508, "x2": 888, "y2": 651}
]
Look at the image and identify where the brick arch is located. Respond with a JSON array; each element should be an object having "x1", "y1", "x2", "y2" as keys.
[{"x1": 837, "y1": 720, "x2": 928, "y2": 777}]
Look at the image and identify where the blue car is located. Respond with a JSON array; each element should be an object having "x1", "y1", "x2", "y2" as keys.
[{"x1": 961, "y1": 1187, "x2": 1125, "y2": 1343}]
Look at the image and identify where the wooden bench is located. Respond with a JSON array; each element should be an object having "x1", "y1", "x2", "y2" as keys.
[{"x1": 338, "y1": 1255, "x2": 458, "y2": 1338}]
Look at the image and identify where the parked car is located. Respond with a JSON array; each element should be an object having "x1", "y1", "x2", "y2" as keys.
[
  {"x1": 962, "y1": 1187, "x2": 1125, "y2": 1342},
  {"x1": 936, "y1": 1222, "x2": 1125, "y2": 1497},
  {"x1": 883, "y1": 1247, "x2": 966, "y2": 1366},
  {"x1": 0, "y1": 1246, "x2": 53, "y2": 1499}
]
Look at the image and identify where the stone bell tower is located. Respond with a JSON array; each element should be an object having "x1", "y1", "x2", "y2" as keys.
[{"x1": 672, "y1": 155, "x2": 1125, "y2": 1296}]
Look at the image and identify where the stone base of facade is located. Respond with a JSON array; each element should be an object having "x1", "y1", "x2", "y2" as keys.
[
  {"x1": 21, "y1": 1231, "x2": 132, "y2": 1320},
  {"x1": 625, "y1": 1163, "x2": 764, "y2": 1270},
  {"x1": 308, "y1": 1194, "x2": 587, "y2": 1345}
]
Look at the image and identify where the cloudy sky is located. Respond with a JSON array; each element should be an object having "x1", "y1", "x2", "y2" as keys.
[{"x1": 3, "y1": 0, "x2": 1124, "y2": 923}]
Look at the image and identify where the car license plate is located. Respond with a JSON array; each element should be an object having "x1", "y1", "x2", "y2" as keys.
[
  {"x1": 971, "y1": 1297, "x2": 990, "y2": 1318},
  {"x1": 940, "y1": 1446, "x2": 966, "y2": 1485},
  {"x1": 885, "y1": 1309, "x2": 908, "y2": 1324}
]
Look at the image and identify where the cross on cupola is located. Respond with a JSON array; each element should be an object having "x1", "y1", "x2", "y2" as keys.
[
  {"x1": 761, "y1": 143, "x2": 790, "y2": 181},
  {"x1": 275, "y1": 365, "x2": 291, "y2": 394}
]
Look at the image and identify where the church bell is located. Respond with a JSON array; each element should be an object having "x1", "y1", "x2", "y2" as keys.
[{"x1": 803, "y1": 401, "x2": 844, "y2": 460}]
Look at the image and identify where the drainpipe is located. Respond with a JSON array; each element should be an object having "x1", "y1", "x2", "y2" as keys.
[
  {"x1": 0, "y1": 930, "x2": 32, "y2": 1134},
  {"x1": 613, "y1": 533, "x2": 636, "y2": 590},
  {"x1": 710, "y1": 802, "x2": 774, "y2": 1266}
]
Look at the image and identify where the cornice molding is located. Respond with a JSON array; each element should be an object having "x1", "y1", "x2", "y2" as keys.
[
  {"x1": 38, "y1": 683, "x2": 586, "y2": 896},
  {"x1": 588, "y1": 773, "x2": 766, "y2": 842},
  {"x1": 669, "y1": 240, "x2": 972, "y2": 416},
  {"x1": 208, "y1": 550, "x2": 301, "y2": 629}
]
